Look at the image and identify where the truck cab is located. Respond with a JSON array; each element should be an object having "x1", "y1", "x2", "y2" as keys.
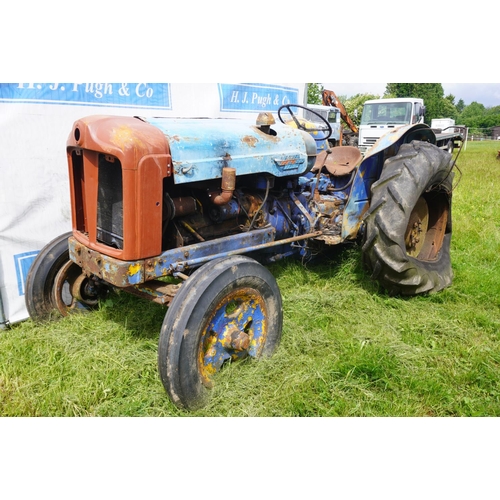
[{"x1": 358, "y1": 98, "x2": 425, "y2": 154}]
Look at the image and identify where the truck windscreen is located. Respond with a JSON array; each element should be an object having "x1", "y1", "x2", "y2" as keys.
[
  {"x1": 360, "y1": 102, "x2": 412, "y2": 125},
  {"x1": 303, "y1": 109, "x2": 337, "y2": 124}
]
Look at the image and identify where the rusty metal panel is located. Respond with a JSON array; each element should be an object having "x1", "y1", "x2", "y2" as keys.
[
  {"x1": 68, "y1": 228, "x2": 276, "y2": 288},
  {"x1": 145, "y1": 118, "x2": 317, "y2": 183},
  {"x1": 123, "y1": 281, "x2": 181, "y2": 306}
]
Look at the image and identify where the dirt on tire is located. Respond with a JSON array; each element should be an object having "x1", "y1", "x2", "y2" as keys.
[{"x1": 362, "y1": 141, "x2": 455, "y2": 296}]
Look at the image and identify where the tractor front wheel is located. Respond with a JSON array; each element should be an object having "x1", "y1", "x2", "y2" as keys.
[
  {"x1": 362, "y1": 141, "x2": 454, "y2": 296},
  {"x1": 158, "y1": 255, "x2": 283, "y2": 410},
  {"x1": 25, "y1": 232, "x2": 107, "y2": 321}
]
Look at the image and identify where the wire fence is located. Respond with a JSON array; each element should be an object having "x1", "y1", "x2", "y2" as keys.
[
  {"x1": 467, "y1": 127, "x2": 500, "y2": 141},
  {"x1": 468, "y1": 134, "x2": 500, "y2": 141}
]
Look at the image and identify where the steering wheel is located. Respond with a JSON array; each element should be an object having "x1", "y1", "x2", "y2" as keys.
[{"x1": 278, "y1": 104, "x2": 332, "y2": 142}]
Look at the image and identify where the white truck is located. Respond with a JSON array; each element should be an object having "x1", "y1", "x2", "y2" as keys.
[
  {"x1": 431, "y1": 118, "x2": 456, "y2": 131},
  {"x1": 358, "y1": 97, "x2": 464, "y2": 155},
  {"x1": 301, "y1": 103, "x2": 342, "y2": 147}
]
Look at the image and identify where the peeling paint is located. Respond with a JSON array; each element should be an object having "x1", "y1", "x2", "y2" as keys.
[{"x1": 128, "y1": 263, "x2": 141, "y2": 276}]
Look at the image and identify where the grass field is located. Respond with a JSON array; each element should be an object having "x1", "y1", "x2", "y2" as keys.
[{"x1": 1, "y1": 140, "x2": 499, "y2": 417}]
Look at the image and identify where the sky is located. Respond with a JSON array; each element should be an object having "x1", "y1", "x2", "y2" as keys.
[{"x1": 322, "y1": 83, "x2": 500, "y2": 108}]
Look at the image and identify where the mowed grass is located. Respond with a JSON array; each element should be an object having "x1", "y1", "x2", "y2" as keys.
[{"x1": 1, "y1": 141, "x2": 499, "y2": 417}]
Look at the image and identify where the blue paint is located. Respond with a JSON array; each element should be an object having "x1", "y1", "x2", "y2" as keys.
[
  {"x1": 200, "y1": 290, "x2": 267, "y2": 382},
  {"x1": 14, "y1": 251, "x2": 39, "y2": 296},
  {"x1": 145, "y1": 117, "x2": 317, "y2": 184},
  {"x1": 0, "y1": 83, "x2": 172, "y2": 109},
  {"x1": 69, "y1": 229, "x2": 276, "y2": 287},
  {"x1": 218, "y1": 83, "x2": 299, "y2": 113},
  {"x1": 159, "y1": 228, "x2": 276, "y2": 274},
  {"x1": 342, "y1": 123, "x2": 437, "y2": 239},
  {"x1": 127, "y1": 269, "x2": 143, "y2": 285}
]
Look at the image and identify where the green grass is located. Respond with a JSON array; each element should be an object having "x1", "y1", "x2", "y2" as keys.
[{"x1": 1, "y1": 141, "x2": 499, "y2": 417}]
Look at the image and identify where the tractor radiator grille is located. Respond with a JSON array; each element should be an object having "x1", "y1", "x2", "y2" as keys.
[
  {"x1": 97, "y1": 154, "x2": 123, "y2": 249},
  {"x1": 71, "y1": 150, "x2": 86, "y2": 232}
]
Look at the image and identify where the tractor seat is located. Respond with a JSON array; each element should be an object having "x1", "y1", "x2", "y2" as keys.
[{"x1": 312, "y1": 146, "x2": 362, "y2": 176}]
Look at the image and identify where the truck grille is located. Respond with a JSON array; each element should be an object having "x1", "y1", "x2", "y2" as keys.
[
  {"x1": 363, "y1": 136, "x2": 379, "y2": 145},
  {"x1": 97, "y1": 154, "x2": 123, "y2": 249}
]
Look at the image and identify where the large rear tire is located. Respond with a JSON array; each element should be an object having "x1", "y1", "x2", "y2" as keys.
[
  {"x1": 362, "y1": 141, "x2": 454, "y2": 296},
  {"x1": 158, "y1": 255, "x2": 283, "y2": 410}
]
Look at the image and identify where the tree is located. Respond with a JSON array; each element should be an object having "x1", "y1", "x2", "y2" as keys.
[
  {"x1": 445, "y1": 94, "x2": 455, "y2": 106},
  {"x1": 438, "y1": 98, "x2": 458, "y2": 121},
  {"x1": 460, "y1": 101, "x2": 485, "y2": 116},
  {"x1": 344, "y1": 93, "x2": 381, "y2": 127},
  {"x1": 457, "y1": 101, "x2": 500, "y2": 136},
  {"x1": 458, "y1": 101, "x2": 486, "y2": 127},
  {"x1": 307, "y1": 83, "x2": 323, "y2": 105}
]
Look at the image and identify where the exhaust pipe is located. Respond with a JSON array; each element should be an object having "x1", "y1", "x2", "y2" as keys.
[{"x1": 212, "y1": 167, "x2": 236, "y2": 206}]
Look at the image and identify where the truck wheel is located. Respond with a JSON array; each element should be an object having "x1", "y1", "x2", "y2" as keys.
[
  {"x1": 158, "y1": 255, "x2": 283, "y2": 410},
  {"x1": 362, "y1": 141, "x2": 454, "y2": 296},
  {"x1": 25, "y1": 232, "x2": 106, "y2": 321}
]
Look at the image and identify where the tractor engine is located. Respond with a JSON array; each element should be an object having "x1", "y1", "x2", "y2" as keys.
[{"x1": 66, "y1": 114, "x2": 359, "y2": 288}]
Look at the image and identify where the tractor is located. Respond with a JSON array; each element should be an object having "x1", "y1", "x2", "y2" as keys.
[{"x1": 25, "y1": 104, "x2": 458, "y2": 410}]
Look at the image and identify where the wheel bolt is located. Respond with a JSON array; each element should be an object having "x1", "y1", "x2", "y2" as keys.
[{"x1": 230, "y1": 330, "x2": 250, "y2": 351}]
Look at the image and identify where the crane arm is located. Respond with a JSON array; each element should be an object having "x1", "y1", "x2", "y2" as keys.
[{"x1": 322, "y1": 89, "x2": 358, "y2": 134}]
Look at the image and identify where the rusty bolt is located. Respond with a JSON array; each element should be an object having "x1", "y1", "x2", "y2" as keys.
[{"x1": 231, "y1": 330, "x2": 250, "y2": 351}]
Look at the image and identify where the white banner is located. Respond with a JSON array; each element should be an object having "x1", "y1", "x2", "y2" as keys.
[{"x1": 0, "y1": 83, "x2": 306, "y2": 326}]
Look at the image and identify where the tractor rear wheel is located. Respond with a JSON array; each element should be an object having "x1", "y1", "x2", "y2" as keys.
[
  {"x1": 158, "y1": 255, "x2": 283, "y2": 410},
  {"x1": 362, "y1": 141, "x2": 454, "y2": 296}
]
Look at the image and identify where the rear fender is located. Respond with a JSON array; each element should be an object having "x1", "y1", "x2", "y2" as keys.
[{"x1": 341, "y1": 124, "x2": 437, "y2": 240}]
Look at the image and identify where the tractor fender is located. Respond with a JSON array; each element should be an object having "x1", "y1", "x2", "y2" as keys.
[{"x1": 341, "y1": 123, "x2": 437, "y2": 241}]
